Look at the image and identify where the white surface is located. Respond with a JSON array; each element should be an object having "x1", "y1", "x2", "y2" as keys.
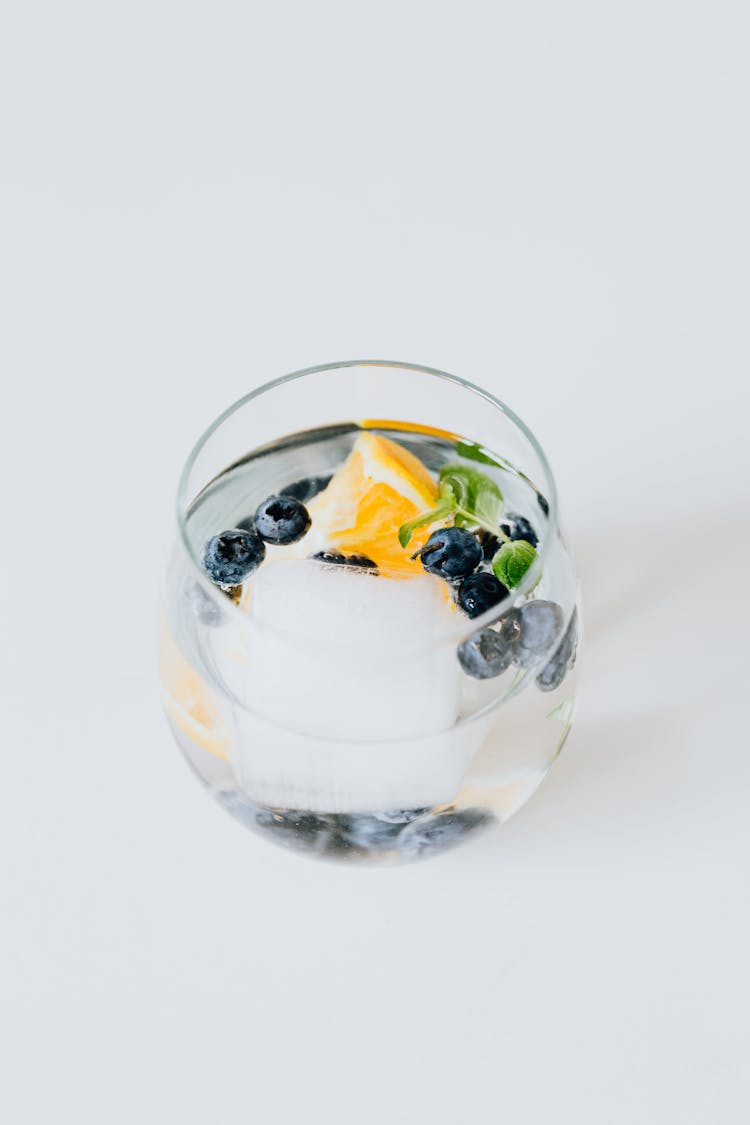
[{"x1": 1, "y1": 3, "x2": 749, "y2": 1123}]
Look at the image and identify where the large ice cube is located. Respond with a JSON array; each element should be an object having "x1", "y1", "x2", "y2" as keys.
[
  {"x1": 245, "y1": 560, "x2": 459, "y2": 740},
  {"x1": 210, "y1": 559, "x2": 494, "y2": 812}
]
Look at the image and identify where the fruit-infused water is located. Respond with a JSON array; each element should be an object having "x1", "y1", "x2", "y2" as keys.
[{"x1": 160, "y1": 421, "x2": 579, "y2": 862}]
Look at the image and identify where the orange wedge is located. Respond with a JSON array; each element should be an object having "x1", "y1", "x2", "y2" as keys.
[
  {"x1": 362, "y1": 419, "x2": 460, "y2": 444},
  {"x1": 158, "y1": 618, "x2": 230, "y2": 759},
  {"x1": 306, "y1": 433, "x2": 441, "y2": 577}
]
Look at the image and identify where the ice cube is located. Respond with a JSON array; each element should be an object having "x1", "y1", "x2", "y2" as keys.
[
  {"x1": 245, "y1": 560, "x2": 459, "y2": 741},
  {"x1": 210, "y1": 560, "x2": 495, "y2": 812}
]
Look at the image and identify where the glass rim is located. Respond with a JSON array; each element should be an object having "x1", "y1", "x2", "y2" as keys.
[{"x1": 176, "y1": 359, "x2": 560, "y2": 641}]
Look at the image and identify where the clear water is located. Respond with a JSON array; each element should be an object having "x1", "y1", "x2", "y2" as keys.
[{"x1": 162, "y1": 424, "x2": 579, "y2": 864}]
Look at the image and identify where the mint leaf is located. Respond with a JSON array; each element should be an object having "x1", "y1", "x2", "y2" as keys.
[
  {"x1": 398, "y1": 488, "x2": 457, "y2": 547},
  {"x1": 438, "y1": 463, "x2": 504, "y2": 534},
  {"x1": 455, "y1": 440, "x2": 513, "y2": 471},
  {"x1": 439, "y1": 464, "x2": 503, "y2": 512},
  {"x1": 492, "y1": 539, "x2": 537, "y2": 587},
  {"x1": 438, "y1": 464, "x2": 475, "y2": 508},
  {"x1": 474, "y1": 478, "x2": 501, "y2": 526}
]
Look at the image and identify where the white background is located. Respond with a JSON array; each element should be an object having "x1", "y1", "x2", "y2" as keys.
[{"x1": 2, "y1": 2, "x2": 749, "y2": 1122}]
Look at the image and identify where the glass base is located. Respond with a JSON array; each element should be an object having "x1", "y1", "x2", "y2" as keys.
[{"x1": 216, "y1": 788, "x2": 494, "y2": 864}]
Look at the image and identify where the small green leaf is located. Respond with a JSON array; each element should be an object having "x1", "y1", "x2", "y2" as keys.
[
  {"x1": 474, "y1": 479, "x2": 501, "y2": 526},
  {"x1": 455, "y1": 440, "x2": 513, "y2": 471},
  {"x1": 438, "y1": 464, "x2": 473, "y2": 508},
  {"x1": 439, "y1": 464, "x2": 503, "y2": 511},
  {"x1": 492, "y1": 539, "x2": 537, "y2": 588},
  {"x1": 397, "y1": 497, "x2": 456, "y2": 547}
]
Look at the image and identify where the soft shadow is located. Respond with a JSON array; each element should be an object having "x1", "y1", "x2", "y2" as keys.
[{"x1": 465, "y1": 509, "x2": 750, "y2": 862}]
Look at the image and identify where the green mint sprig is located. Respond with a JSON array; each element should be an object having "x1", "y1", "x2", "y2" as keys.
[{"x1": 398, "y1": 464, "x2": 507, "y2": 547}]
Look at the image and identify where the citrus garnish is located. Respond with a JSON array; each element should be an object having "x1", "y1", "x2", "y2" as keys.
[
  {"x1": 158, "y1": 619, "x2": 230, "y2": 759},
  {"x1": 361, "y1": 419, "x2": 459, "y2": 444},
  {"x1": 306, "y1": 433, "x2": 441, "y2": 577}
]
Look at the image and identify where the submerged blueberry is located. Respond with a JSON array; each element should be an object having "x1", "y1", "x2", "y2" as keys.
[
  {"x1": 311, "y1": 550, "x2": 378, "y2": 571},
  {"x1": 478, "y1": 530, "x2": 501, "y2": 562},
  {"x1": 457, "y1": 572, "x2": 510, "y2": 618},
  {"x1": 457, "y1": 624, "x2": 517, "y2": 679},
  {"x1": 328, "y1": 814, "x2": 405, "y2": 853},
  {"x1": 345, "y1": 553, "x2": 378, "y2": 569},
  {"x1": 420, "y1": 527, "x2": 482, "y2": 581},
  {"x1": 202, "y1": 528, "x2": 266, "y2": 586},
  {"x1": 537, "y1": 494, "x2": 550, "y2": 517},
  {"x1": 400, "y1": 809, "x2": 492, "y2": 858},
  {"x1": 513, "y1": 599, "x2": 564, "y2": 667},
  {"x1": 536, "y1": 608, "x2": 578, "y2": 691},
  {"x1": 255, "y1": 495, "x2": 312, "y2": 544},
  {"x1": 280, "y1": 476, "x2": 332, "y2": 503},
  {"x1": 499, "y1": 513, "x2": 539, "y2": 549},
  {"x1": 311, "y1": 549, "x2": 346, "y2": 565},
  {"x1": 378, "y1": 808, "x2": 430, "y2": 825}
]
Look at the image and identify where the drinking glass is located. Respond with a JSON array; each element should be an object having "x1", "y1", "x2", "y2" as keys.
[{"x1": 158, "y1": 361, "x2": 580, "y2": 863}]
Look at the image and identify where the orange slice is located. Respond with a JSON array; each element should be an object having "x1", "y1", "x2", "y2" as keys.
[
  {"x1": 158, "y1": 619, "x2": 230, "y2": 759},
  {"x1": 306, "y1": 433, "x2": 441, "y2": 577},
  {"x1": 362, "y1": 419, "x2": 459, "y2": 444}
]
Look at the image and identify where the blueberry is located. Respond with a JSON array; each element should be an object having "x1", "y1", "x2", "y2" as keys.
[
  {"x1": 457, "y1": 617, "x2": 519, "y2": 678},
  {"x1": 311, "y1": 550, "x2": 346, "y2": 565},
  {"x1": 311, "y1": 550, "x2": 378, "y2": 571},
  {"x1": 537, "y1": 493, "x2": 550, "y2": 517},
  {"x1": 280, "y1": 475, "x2": 332, "y2": 503},
  {"x1": 513, "y1": 599, "x2": 564, "y2": 667},
  {"x1": 536, "y1": 608, "x2": 578, "y2": 692},
  {"x1": 457, "y1": 572, "x2": 510, "y2": 618},
  {"x1": 254, "y1": 495, "x2": 312, "y2": 544},
  {"x1": 378, "y1": 807, "x2": 430, "y2": 825},
  {"x1": 345, "y1": 554, "x2": 378, "y2": 569},
  {"x1": 478, "y1": 531, "x2": 501, "y2": 562},
  {"x1": 498, "y1": 513, "x2": 539, "y2": 549},
  {"x1": 400, "y1": 809, "x2": 492, "y2": 858},
  {"x1": 329, "y1": 814, "x2": 405, "y2": 853},
  {"x1": 202, "y1": 528, "x2": 266, "y2": 586},
  {"x1": 420, "y1": 527, "x2": 482, "y2": 581},
  {"x1": 252, "y1": 806, "x2": 336, "y2": 855}
]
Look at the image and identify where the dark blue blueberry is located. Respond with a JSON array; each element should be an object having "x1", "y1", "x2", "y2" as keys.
[
  {"x1": 513, "y1": 599, "x2": 564, "y2": 668},
  {"x1": 478, "y1": 531, "x2": 501, "y2": 562},
  {"x1": 400, "y1": 809, "x2": 492, "y2": 858},
  {"x1": 536, "y1": 608, "x2": 578, "y2": 692},
  {"x1": 420, "y1": 526, "x2": 482, "y2": 581},
  {"x1": 345, "y1": 553, "x2": 378, "y2": 569},
  {"x1": 457, "y1": 571, "x2": 509, "y2": 618},
  {"x1": 311, "y1": 550, "x2": 346, "y2": 565},
  {"x1": 457, "y1": 616, "x2": 520, "y2": 679},
  {"x1": 280, "y1": 476, "x2": 332, "y2": 503},
  {"x1": 255, "y1": 495, "x2": 311, "y2": 544},
  {"x1": 537, "y1": 493, "x2": 550, "y2": 517},
  {"x1": 378, "y1": 808, "x2": 430, "y2": 825},
  {"x1": 202, "y1": 528, "x2": 266, "y2": 586},
  {"x1": 328, "y1": 814, "x2": 405, "y2": 853},
  {"x1": 498, "y1": 513, "x2": 539, "y2": 549},
  {"x1": 311, "y1": 550, "x2": 378, "y2": 571}
]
